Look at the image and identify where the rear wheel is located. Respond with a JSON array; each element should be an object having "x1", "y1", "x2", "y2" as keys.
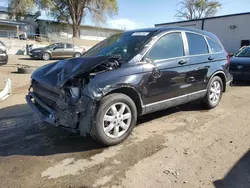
[
  {"x1": 42, "y1": 52, "x2": 51, "y2": 61},
  {"x1": 91, "y1": 93, "x2": 137, "y2": 146},
  {"x1": 202, "y1": 76, "x2": 223, "y2": 109},
  {"x1": 74, "y1": 52, "x2": 81, "y2": 58}
]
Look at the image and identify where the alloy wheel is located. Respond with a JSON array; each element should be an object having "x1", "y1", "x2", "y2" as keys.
[
  {"x1": 103, "y1": 102, "x2": 132, "y2": 138},
  {"x1": 43, "y1": 53, "x2": 50, "y2": 60},
  {"x1": 209, "y1": 80, "x2": 221, "y2": 103}
]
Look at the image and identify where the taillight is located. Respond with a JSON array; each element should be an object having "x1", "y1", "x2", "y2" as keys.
[
  {"x1": 227, "y1": 53, "x2": 230, "y2": 65},
  {"x1": 82, "y1": 48, "x2": 86, "y2": 52}
]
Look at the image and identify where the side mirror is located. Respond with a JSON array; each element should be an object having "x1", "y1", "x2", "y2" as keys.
[{"x1": 144, "y1": 57, "x2": 153, "y2": 64}]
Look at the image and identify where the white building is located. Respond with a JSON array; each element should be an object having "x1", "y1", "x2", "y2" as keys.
[
  {"x1": 37, "y1": 19, "x2": 122, "y2": 41},
  {"x1": 155, "y1": 12, "x2": 250, "y2": 53},
  {"x1": 0, "y1": 6, "x2": 122, "y2": 43}
]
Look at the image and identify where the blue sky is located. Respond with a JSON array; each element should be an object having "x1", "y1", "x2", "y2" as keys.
[{"x1": 0, "y1": 0, "x2": 250, "y2": 29}]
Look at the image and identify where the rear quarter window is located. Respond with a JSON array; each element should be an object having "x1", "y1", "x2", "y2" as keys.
[{"x1": 207, "y1": 38, "x2": 222, "y2": 53}]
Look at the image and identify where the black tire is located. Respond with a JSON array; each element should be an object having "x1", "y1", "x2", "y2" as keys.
[
  {"x1": 91, "y1": 93, "x2": 137, "y2": 146},
  {"x1": 42, "y1": 52, "x2": 51, "y2": 61},
  {"x1": 17, "y1": 67, "x2": 36, "y2": 74},
  {"x1": 202, "y1": 76, "x2": 223, "y2": 109},
  {"x1": 74, "y1": 52, "x2": 81, "y2": 58}
]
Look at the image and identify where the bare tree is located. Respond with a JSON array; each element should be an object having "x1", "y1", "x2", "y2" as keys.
[
  {"x1": 176, "y1": 0, "x2": 222, "y2": 20},
  {"x1": 7, "y1": 0, "x2": 118, "y2": 38}
]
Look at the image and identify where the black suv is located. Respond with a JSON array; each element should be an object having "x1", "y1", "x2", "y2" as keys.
[{"x1": 26, "y1": 27, "x2": 232, "y2": 146}]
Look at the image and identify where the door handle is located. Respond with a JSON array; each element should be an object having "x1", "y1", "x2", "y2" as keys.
[
  {"x1": 178, "y1": 60, "x2": 188, "y2": 65},
  {"x1": 208, "y1": 56, "x2": 214, "y2": 61}
]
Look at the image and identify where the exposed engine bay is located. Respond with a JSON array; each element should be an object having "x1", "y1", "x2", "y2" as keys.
[
  {"x1": 64, "y1": 57, "x2": 120, "y2": 105},
  {"x1": 28, "y1": 56, "x2": 121, "y2": 133}
]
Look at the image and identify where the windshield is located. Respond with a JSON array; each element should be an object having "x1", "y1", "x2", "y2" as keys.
[
  {"x1": 83, "y1": 31, "x2": 155, "y2": 60},
  {"x1": 235, "y1": 47, "x2": 250, "y2": 57}
]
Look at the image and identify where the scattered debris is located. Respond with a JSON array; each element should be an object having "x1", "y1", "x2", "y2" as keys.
[
  {"x1": 163, "y1": 169, "x2": 180, "y2": 178},
  {"x1": 183, "y1": 148, "x2": 189, "y2": 155},
  {"x1": 0, "y1": 78, "x2": 12, "y2": 102},
  {"x1": 163, "y1": 170, "x2": 170, "y2": 175},
  {"x1": 229, "y1": 141, "x2": 233, "y2": 143},
  {"x1": 17, "y1": 65, "x2": 37, "y2": 74}
]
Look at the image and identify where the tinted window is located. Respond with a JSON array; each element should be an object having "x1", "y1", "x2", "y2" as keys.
[
  {"x1": 148, "y1": 32, "x2": 184, "y2": 61},
  {"x1": 207, "y1": 38, "x2": 222, "y2": 53},
  {"x1": 56, "y1": 43, "x2": 65, "y2": 49},
  {"x1": 186, "y1": 32, "x2": 209, "y2": 55},
  {"x1": 66, "y1": 43, "x2": 74, "y2": 48},
  {"x1": 235, "y1": 47, "x2": 250, "y2": 57}
]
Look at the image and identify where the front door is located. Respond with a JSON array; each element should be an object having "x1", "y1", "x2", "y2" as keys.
[{"x1": 142, "y1": 32, "x2": 190, "y2": 114}]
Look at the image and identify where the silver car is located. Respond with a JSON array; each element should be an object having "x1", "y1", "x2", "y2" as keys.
[{"x1": 29, "y1": 43, "x2": 85, "y2": 60}]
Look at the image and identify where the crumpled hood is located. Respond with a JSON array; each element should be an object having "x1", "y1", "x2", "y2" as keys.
[{"x1": 32, "y1": 56, "x2": 110, "y2": 88}]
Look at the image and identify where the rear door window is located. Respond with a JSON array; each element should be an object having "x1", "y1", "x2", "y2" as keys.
[
  {"x1": 186, "y1": 32, "x2": 209, "y2": 55},
  {"x1": 66, "y1": 43, "x2": 74, "y2": 48},
  {"x1": 56, "y1": 43, "x2": 65, "y2": 49},
  {"x1": 207, "y1": 38, "x2": 222, "y2": 53},
  {"x1": 147, "y1": 32, "x2": 184, "y2": 61}
]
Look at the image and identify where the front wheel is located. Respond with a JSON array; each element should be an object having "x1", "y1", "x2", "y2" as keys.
[
  {"x1": 91, "y1": 93, "x2": 137, "y2": 146},
  {"x1": 42, "y1": 52, "x2": 51, "y2": 61},
  {"x1": 202, "y1": 76, "x2": 223, "y2": 109},
  {"x1": 74, "y1": 52, "x2": 81, "y2": 58}
]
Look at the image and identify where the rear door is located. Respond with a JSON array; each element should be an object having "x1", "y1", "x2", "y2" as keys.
[
  {"x1": 64, "y1": 43, "x2": 75, "y2": 57},
  {"x1": 142, "y1": 31, "x2": 190, "y2": 113},
  {"x1": 185, "y1": 32, "x2": 212, "y2": 97}
]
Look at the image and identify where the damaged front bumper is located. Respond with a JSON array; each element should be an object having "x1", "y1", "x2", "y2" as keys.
[{"x1": 26, "y1": 91, "x2": 96, "y2": 135}]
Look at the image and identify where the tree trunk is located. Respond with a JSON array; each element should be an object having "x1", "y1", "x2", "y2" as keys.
[{"x1": 72, "y1": 24, "x2": 80, "y2": 38}]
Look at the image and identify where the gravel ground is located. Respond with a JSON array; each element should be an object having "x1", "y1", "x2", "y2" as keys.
[{"x1": 0, "y1": 56, "x2": 250, "y2": 188}]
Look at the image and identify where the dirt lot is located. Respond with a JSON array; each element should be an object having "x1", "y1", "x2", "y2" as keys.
[{"x1": 0, "y1": 55, "x2": 250, "y2": 188}]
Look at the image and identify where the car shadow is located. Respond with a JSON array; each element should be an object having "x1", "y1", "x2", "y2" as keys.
[
  {"x1": 231, "y1": 81, "x2": 250, "y2": 87},
  {"x1": 137, "y1": 100, "x2": 206, "y2": 125},
  {"x1": 213, "y1": 149, "x2": 250, "y2": 188},
  {"x1": 0, "y1": 100, "x2": 206, "y2": 157},
  {"x1": 0, "y1": 104, "x2": 104, "y2": 157}
]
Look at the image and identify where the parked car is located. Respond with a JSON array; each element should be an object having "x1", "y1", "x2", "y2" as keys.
[
  {"x1": 29, "y1": 43, "x2": 85, "y2": 60},
  {"x1": 0, "y1": 41, "x2": 8, "y2": 65},
  {"x1": 26, "y1": 27, "x2": 232, "y2": 146},
  {"x1": 230, "y1": 46, "x2": 250, "y2": 81}
]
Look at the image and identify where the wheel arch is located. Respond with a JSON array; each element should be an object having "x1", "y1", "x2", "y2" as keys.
[
  {"x1": 209, "y1": 71, "x2": 226, "y2": 92},
  {"x1": 102, "y1": 86, "x2": 143, "y2": 116}
]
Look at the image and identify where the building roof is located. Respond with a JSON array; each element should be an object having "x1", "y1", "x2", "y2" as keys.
[
  {"x1": 0, "y1": 19, "x2": 28, "y2": 26},
  {"x1": 0, "y1": 6, "x2": 8, "y2": 13},
  {"x1": 155, "y1": 12, "x2": 250, "y2": 27},
  {"x1": 37, "y1": 19, "x2": 124, "y2": 32}
]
